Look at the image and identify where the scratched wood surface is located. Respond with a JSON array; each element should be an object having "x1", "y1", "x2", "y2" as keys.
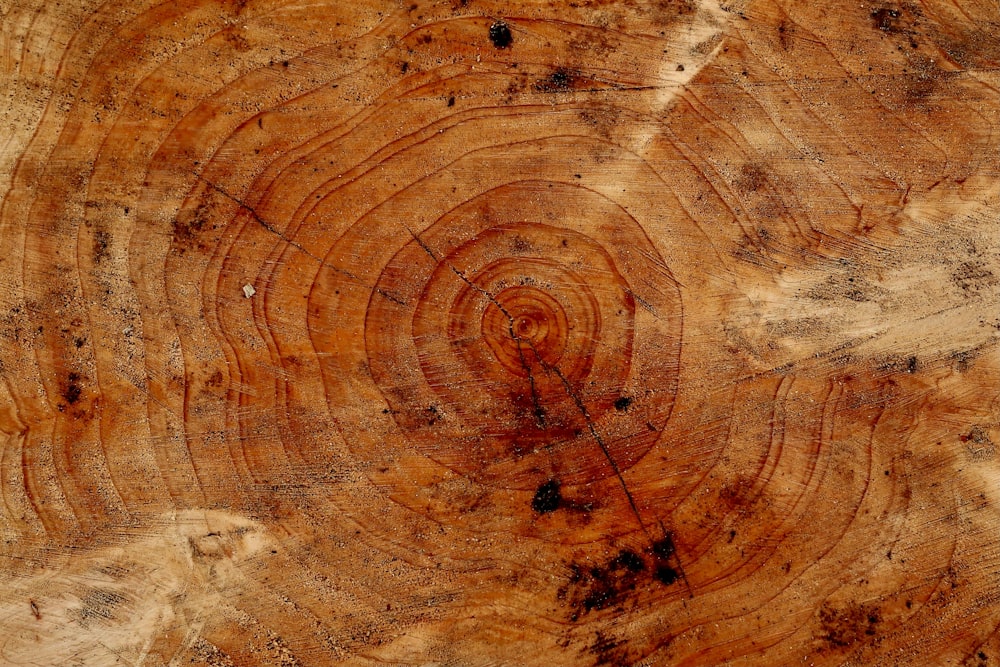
[{"x1": 2, "y1": 0, "x2": 1000, "y2": 665}]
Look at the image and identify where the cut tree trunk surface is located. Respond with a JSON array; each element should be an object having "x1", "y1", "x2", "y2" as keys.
[{"x1": 1, "y1": 0, "x2": 1000, "y2": 665}]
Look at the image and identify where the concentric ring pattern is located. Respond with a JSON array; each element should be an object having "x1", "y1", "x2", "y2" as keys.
[{"x1": 2, "y1": 0, "x2": 1000, "y2": 665}]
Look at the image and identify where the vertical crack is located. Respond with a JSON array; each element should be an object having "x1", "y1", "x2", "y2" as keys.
[
  {"x1": 405, "y1": 228, "x2": 654, "y2": 538},
  {"x1": 514, "y1": 339, "x2": 547, "y2": 428}
]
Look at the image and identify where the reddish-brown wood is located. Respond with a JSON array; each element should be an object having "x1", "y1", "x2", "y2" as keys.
[{"x1": 2, "y1": 0, "x2": 1000, "y2": 665}]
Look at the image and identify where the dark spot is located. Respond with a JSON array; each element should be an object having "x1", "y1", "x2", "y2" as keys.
[
  {"x1": 960, "y1": 425, "x2": 995, "y2": 460},
  {"x1": 29, "y1": 599, "x2": 40, "y2": 620},
  {"x1": 533, "y1": 406, "x2": 547, "y2": 425},
  {"x1": 578, "y1": 554, "x2": 645, "y2": 612},
  {"x1": 952, "y1": 261, "x2": 997, "y2": 294},
  {"x1": 562, "y1": 536, "x2": 685, "y2": 620},
  {"x1": 877, "y1": 354, "x2": 920, "y2": 376},
  {"x1": 550, "y1": 69, "x2": 571, "y2": 88},
  {"x1": 871, "y1": 7, "x2": 901, "y2": 32},
  {"x1": 652, "y1": 534, "x2": 675, "y2": 560},
  {"x1": 610, "y1": 549, "x2": 645, "y2": 573},
  {"x1": 582, "y1": 586, "x2": 614, "y2": 612},
  {"x1": 532, "y1": 479, "x2": 561, "y2": 513},
  {"x1": 488, "y1": 20, "x2": 512, "y2": 49},
  {"x1": 535, "y1": 68, "x2": 574, "y2": 92},
  {"x1": 74, "y1": 337, "x2": 86, "y2": 348},
  {"x1": 653, "y1": 564, "x2": 678, "y2": 585},
  {"x1": 979, "y1": 652, "x2": 988, "y2": 661},
  {"x1": 738, "y1": 163, "x2": 766, "y2": 192},
  {"x1": 447, "y1": 96, "x2": 455, "y2": 106},
  {"x1": 951, "y1": 349, "x2": 979, "y2": 373},
  {"x1": 649, "y1": 533, "x2": 681, "y2": 587},
  {"x1": 174, "y1": 202, "x2": 211, "y2": 246},
  {"x1": 63, "y1": 372, "x2": 82, "y2": 405},
  {"x1": 591, "y1": 630, "x2": 630, "y2": 667},
  {"x1": 93, "y1": 230, "x2": 110, "y2": 263},
  {"x1": 426, "y1": 404, "x2": 440, "y2": 425},
  {"x1": 509, "y1": 234, "x2": 532, "y2": 253},
  {"x1": 776, "y1": 20, "x2": 796, "y2": 50},
  {"x1": 676, "y1": 63, "x2": 685, "y2": 71},
  {"x1": 818, "y1": 602, "x2": 881, "y2": 648},
  {"x1": 613, "y1": 396, "x2": 632, "y2": 412},
  {"x1": 400, "y1": 61, "x2": 409, "y2": 73},
  {"x1": 205, "y1": 370, "x2": 225, "y2": 388}
]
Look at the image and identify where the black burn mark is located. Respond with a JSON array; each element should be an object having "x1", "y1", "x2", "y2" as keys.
[
  {"x1": 489, "y1": 20, "x2": 513, "y2": 49},
  {"x1": 532, "y1": 479, "x2": 562, "y2": 513},
  {"x1": 613, "y1": 396, "x2": 632, "y2": 412}
]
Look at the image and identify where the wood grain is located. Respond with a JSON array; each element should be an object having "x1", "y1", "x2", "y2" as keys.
[{"x1": 2, "y1": 0, "x2": 1000, "y2": 665}]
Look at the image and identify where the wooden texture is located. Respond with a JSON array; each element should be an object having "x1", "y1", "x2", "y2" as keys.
[{"x1": 2, "y1": 0, "x2": 1000, "y2": 665}]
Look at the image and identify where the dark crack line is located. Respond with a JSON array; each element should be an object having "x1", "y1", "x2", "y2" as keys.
[
  {"x1": 405, "y1": 227, "x2": 656, "y2": 541},
  {"x1": 194, "y1": 171, "x2": 324, "y2": 263},
  {"x1": 191, "y1": 172, "x2": 403, "y2": 307},
  {"x1": 407, "y1": 231, "x2": 545, "y2": 430},
  {"x1": 514, "y1": 340, "x2": 546, "y2": 428},
  {"x1": 541, "y1": 355, "x2": 651, "y2": 539}
]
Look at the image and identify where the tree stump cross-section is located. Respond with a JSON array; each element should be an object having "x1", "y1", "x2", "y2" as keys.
[{"x1": 2, "y1": 0, "x2": 1000, "y2": 665}]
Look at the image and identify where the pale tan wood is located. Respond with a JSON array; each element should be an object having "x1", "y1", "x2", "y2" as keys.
[{"x1": 2, "y1": 0, "x2": 1000, "y2": 665}]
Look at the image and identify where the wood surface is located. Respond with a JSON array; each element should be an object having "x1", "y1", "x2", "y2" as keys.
[{"x1": 2, "y1": 0, "x2": 1000, "y2": 665}]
